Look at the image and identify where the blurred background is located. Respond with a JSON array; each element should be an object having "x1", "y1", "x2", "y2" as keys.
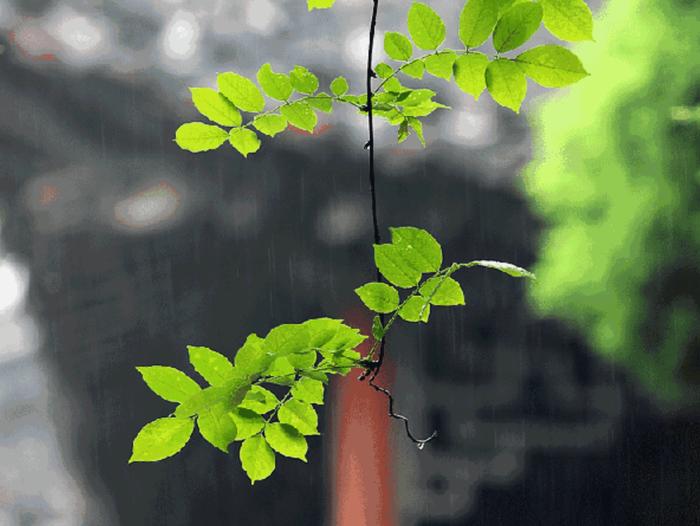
[{"x1": 0, "y1": 0, "x2": 698, "y2": 524}]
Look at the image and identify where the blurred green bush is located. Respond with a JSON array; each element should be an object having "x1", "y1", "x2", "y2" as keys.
[{"x1": 524, "y1": 0, "x2": 700, "y2": 403}]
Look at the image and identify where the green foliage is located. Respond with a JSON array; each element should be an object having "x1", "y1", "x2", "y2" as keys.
[
  {"x1": 131, "y1": 227, "x2": 534, "y2": 481},
  {"x1": 524, "y1": 0, "x2": 700, "y2": 403},
  {"x1": 174, "y1": 0, "x2": 593, "y2": 154}
]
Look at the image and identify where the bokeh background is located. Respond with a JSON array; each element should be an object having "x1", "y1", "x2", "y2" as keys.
[{"x1": 0, "y1": 0, "x2": 698, "y2": 524}]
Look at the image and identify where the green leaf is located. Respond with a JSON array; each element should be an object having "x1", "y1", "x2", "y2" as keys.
[
  {"x1": 189, "y1": 87, "x2": 242, "y2": 127},
  {"x1": 289, "y1": 65, "x2": 319, "y2": 95},
  {"x1": 407, "y1": 117, "x2": 425, "y2": 147},
  {"x1": 308, "y1": 93, "x2": 333, "y2": 113},
  {"x1": 234, "y1": 334, "x2": 272, "y2": 377},
  {"x1": 539, "y1": 0, "x2": 593, "y2": 41},
  {"x1": 240, "y1": 435, "x2": 275, "y2": 484},
  {"x1": 493, "y1": 2, "x2": 543, "y2": 52},
  {"x1": 129, "y1": 417, "x2": 194, "y2": 463},
  {"x1": 401, "y1": 89, "x2": 437, "y2": 107},
  {"x1": 515, "y1": 45, "x2": 588, "y2": 87},
  {"x1": 307, "y1": 0, "x2": 335, "y2": 10},
  {"x1": 375, "y1": 63, "x2": 394, "y2": 79},
  {"x1": 398, "y1": 296, "x2": 431, "y2": 323},
  {"x1": 407, "y1": 2, "x2": 446, "y2": 51},
  {"x1": 239, "y1": 385, "x2": 279, "y2": 414},
  {"x1": 291, "y1": 377, "x2": 324, "y2": 405},
  {"x1": 175, "y1": 123, "x2": 228, "y2": 153},
  {"x1": 175, "y1": 372, "x2": 250, "y2": 418},
  {"x1": 198, "y1": 403, "x2": 237, "y2": 452},
  {"x1": 374, "y1": 244, "x2": 422, "y2": 288},
  {"x1": 263, "y1": 356, "x2": 296, "y2": 385},
  {"x1": 419, "y1": 276, "x2": 466, "y2": 306},
  {"x1": 424, "y1": 51, "x2": 457, "y2": 81},
  {"x1": 217, "y1": 72, "x2": 265, "y2": 113},
  {"x1": 372, "y1": 316, "x2": 385, "y2": 341},
  {"x1": 459, "y1": 0, "x2": 499, "y2": 48},
  {"x1": 264, "y1": 324, "x2": 310, "y2": 357},
  {"x1": 454, "y1": 52, "x2": 489, "y2": 100},
  {"x1": 355, "y1": 282, "x2": 400, "y2": 313},
  {"x1": 265, "y1": 423, "x2": 308, "y2": 461},
  {"x1": 391, "y1": 226, "x2": 443, "y2": 273},
  {"x1": 287, "y1": 351, "x2": 317, "y2": 370},
  {"x1": 401, "y1": 100, "x2": 448, "y2": 118},
  {"x1": 398, "y1": 120, "x2": 410, "y2": 144},
  {"x1": 257, "y1": 63, "x2": 293, "y2": 101},
  {"x1": 136, "y1": 366, "x2": 201, "y2": 404},
  {"x1": 278, "y1": 399, "x2": 319, "y2": 435},
  {"x1": 469, "y1": 260, "x2": 535, "y2": 278},
  {"x1": 485, "y1": 58, "x2": 527, "y2": 113},
  {"x1": 303, "y1": 318, "x2": 344, "y2": 348},
  {"x1": 402, "y1": 60, "x2": 425, "y2": 79},
  {"x1": 230, "y1": 407, "x2": 265, "y2": 440},
  {"x1": 253, "y1": 114, "x2": 288, "y2": 137},
  {"x1": 229, "y1": 128, "x2": 262, "y2": 158},
  {"x1": 318, "y1": 324, "x2": 367, "y2": 353},
  {"x1": 330, "y1": 76, "x2": 349, "y2": 96},
  {"x1": 281, "y1": 102, "x2": 318, "y2": 133},
  {"x1": 187, "y1": 346, "x2": 234, "y2": 386},
  {"x1": 384, "y1": 32, "x2": 413, "y2": 61}
]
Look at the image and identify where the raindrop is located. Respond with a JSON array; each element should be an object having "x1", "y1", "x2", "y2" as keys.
[{"x1": 416, "y1": 442, "x2": 425, "y2": 451}]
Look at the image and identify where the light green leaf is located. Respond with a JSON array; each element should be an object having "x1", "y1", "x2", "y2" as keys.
[
  {"x1": 287, "y1": 351, "x2": 317, "y2": 371},
  {"x1": 308, "y1": 93, "x2": 333, "y2": 113},
  {"x1": 493, "y1": 2, "x2": 543, "y2": 52},
  {"x1": 400, "y1": 89, "x2": 437, "y2": 107},
  {"x1": 281, "y1": 102, "x2": 318, "y2": 133},
  {"x1": 391, "y1": 226, "x2": 443, "y2": 273},
  {"x1": 330, "y1": 76, "x2": 349, "y2": 96},
  {"x1": 419, "y1": 276, "x2": 466, "y2": 306},
  {"x1": 469, "y1": 260, "x2": 535, "y2": 278},
  {"x1": 253, "y1": 114, "x2": 288, "y2": 137},
  {"x1": 375, "y1": 63, "x2": 394, "y2": 79},
  {"x1": 256, "y1": 63, "x2": 293, "y2": 101},
  {"x1": 264, "y1": 324, "x2": 310, "y2": 356},
  {"x1": 278, "y1": 399, "x2": 319, "y2": 435},
  {"x1": 239, "y1": 385, "x2": 278, "y2": 414},
  {"x1": 407, "y1": 117, "x2": 425, "y2": 147},
  {"x1": 454, "y1": 52, "x2": 489, "y2": 100},
  {"x1": 189, "y1": 87, "x2": 242, "y2": 127},
  {"x1": 217, "y1": 72, "x2": 265, "y2": 113},
  {"x1": 307, "y1": 0, "x2": 335, "y2": 10},
  {"x1": 424, "y1": 51, "x2": 457, "y2": 81},
  {"x1": 355, "y1": 282, "x2": 400, "y2": 313},
  {"x1": 515, "y1": 45, "x2": 588, "y2": 87},
  {"x1": 384, "y1": 32, "x2": 413, "y2": 61},
  {"x1": 136, "y1": 366, "x2": 201, "y2": 404},
  {"x1": 398, "y1": 120, "x2": 410, "y2": 144},
  {"x1": 187, "y1": 346, "x2": 234, "y2": 386},
  {"x1": 303, "y1": 318, "x2": 344, "y2": 348},
  {"x1": 240, "y1": 435, "x2": 275, "y2": 484},
  {"x1": 229, "y1": 128, "x2": 261, "y2": 158},
  {"x1": 234, "y1": 334, "x2": 272, "y2": 377},
  {"x1": 230, "y1": 407, "x2": 265, "y2": 440},
  {"x1": 129, "y1": 417, "x2": 194, "y2": 463},
  {"x1": 291, "y1": 377, "x2": 325, "y2": 405},
  {"x1": 374, "y1": 244, "x2": 422, "y2": 288},
  {"x1": 175, "y1": 372, "x2": 250, "y2": 418},
  {"x1": 398, "y1": 296, "x2": 431, "y2": 323},
  {"x1": 263, "y1": 356, "x2": 296, "y2": 385},
  {"x1": 402, "y1": 60, "x2": 425, "y2": 79},
  {"x1": 540, "y1": 0, "x2": 593, "y2": 41},
  {"x1": 198, "y1": 403, "x2": 237, "y2": 452},
  {"x1": 485, "y1": 58, "x2": 527, "y2": 113},
  {"x1": 401, "y1": 100, "x2": 448, "y2": 117},
  {"x1": 265, "y1": 423, "x2": 308, "y2": 461},
  {"x1": 175, "y1": 122, "x2": 228, "y2": 153},
  {"x1": 459, "y1": 0, "x2": 499, "y2": 48},
  {"x1": 407, "y1": 2, "x2": 446, "y2": 51},
  {"x1": 289, "y1": 65, "x2": 319, "y2": 95},
  {"x1": 318, "y1": 324, "x2": 367, "y2": 353}
]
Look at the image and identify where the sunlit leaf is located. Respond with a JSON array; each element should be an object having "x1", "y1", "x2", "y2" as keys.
[
  {"x1": 265, "y1": 423, "x2": 308, "y2": 461},
  {"x1": 515, "y1": 45, "x2": 588, "y2": 87},
  {"x1": 485, "y1": 58, "x2": 527, "y2": 113},
  {"x1": 278, "y1": 399, "x2": 319, "y2": 435},
  {"x1": 240, "y1": 435, "x2": 275, "y2": 484},
  {"x1": 187, "y1": 345, "x2": 234, "y2": 386},
  {"x1": 384, "y1": 32, "x2": 413, "y2": 61},
  {"x1": 355, "y1": 282, "x2": 400, "y2": 313},
  {"x1": 217, "y1": 72, "x2": 265, "y2": 113},
  {"x1": 454, "y1": 52, "x2": 489, "y2": 100},
  {"x1": 407, "y1": 2, "x2": 446, "y2": 50},
  {"x1": 198, "y1": 403, "x2": 237, "y2": 452},
  {"x1": 229, "y1": 128, "x2": 262, "y2": 157},
  {"x1": 175, "y1": 123, "x2": 228, "y2": 153},
  {"x1": 136, "y1": 366, "x2": 201, "y2": 404},
  {"x1": 419, "y1": 276, "x2": 466, "y2": 306},
  {"x1": 540, "y1": 0, "x2": 593, "y2": 41},
  {"x1": 459, "y1": 0, "x2": 498, "y2": 48},
  {"x1": 189, "y1": 87, "x2": 242, "y2": 127},
  {"x1": 129, "y1": 417, "x2": 194, "y2": 463},
  {"x1": 493, "y1": 2, "x2": 543, "y2": 52}
]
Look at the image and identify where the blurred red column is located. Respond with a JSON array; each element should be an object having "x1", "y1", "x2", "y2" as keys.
[{"x1": 328, "y1": 308, "x2": 396, "y2": 526}]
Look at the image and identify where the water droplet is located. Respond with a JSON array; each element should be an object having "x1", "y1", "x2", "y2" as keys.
[{"x1": 416, "y1": 442, "x2": 425, "y2": 450}]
